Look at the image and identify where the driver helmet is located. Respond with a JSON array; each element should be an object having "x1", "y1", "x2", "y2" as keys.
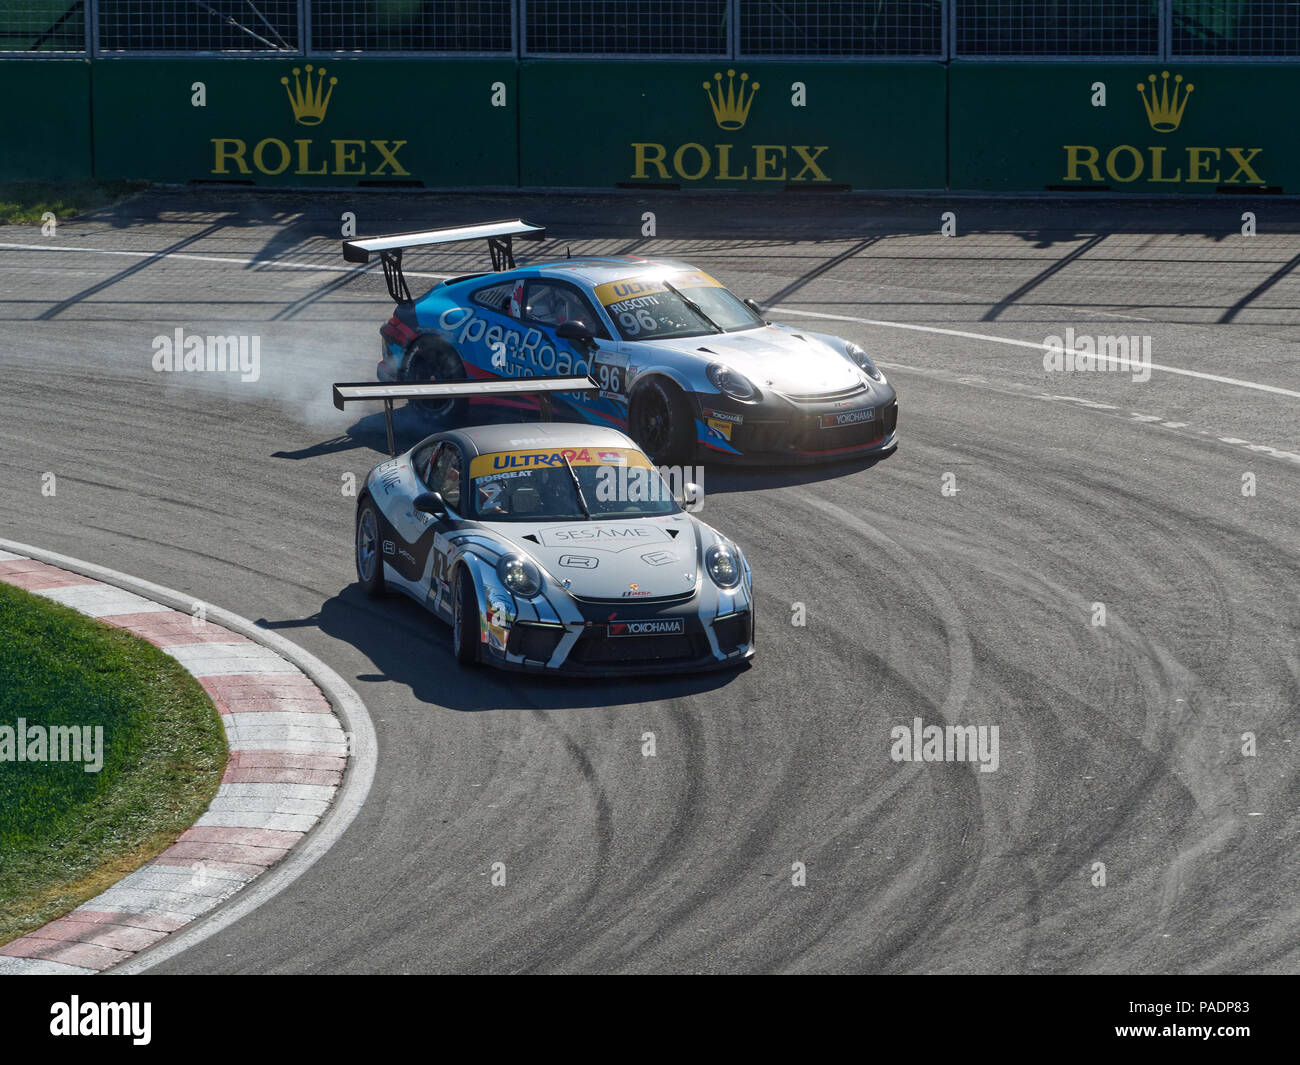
[
  {"x1": 533, "y1": 466, "x2": 572, "y2": 511},
  {"x1": 553, "y1": 291, "x2": 583, "y2": 325}
]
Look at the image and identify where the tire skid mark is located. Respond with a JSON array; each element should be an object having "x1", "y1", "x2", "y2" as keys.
[
  {"x1": 944, "y1": 438, "x2": 1254, "y2": 959},
  {"x1": 919, "y1": 427, "x2": 1296, "y2": 968},
  {"x1": 785, "y1": 491, "x2": 1003, "y2": 971},
  {"x1": 510, "y1": 712, "x2": 615, "y2": 972},
  {"x1": 793, "y1": 492, "x2": 975, "y2": 725}
]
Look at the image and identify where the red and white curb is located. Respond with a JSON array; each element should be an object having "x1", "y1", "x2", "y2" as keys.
[{"x1": 0, "y1": 542, "x2": 376, "y2": 975}]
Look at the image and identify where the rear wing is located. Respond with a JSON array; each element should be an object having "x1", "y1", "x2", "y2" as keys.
[
  {"x1": 332, "y1": 375, "x2": 599, "y2": 456},
  {"x1": 342, "y1": 219, "x2": 546, "y2": 305}
]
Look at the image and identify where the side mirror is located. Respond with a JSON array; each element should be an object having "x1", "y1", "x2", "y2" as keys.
[
  {"x1": 413, "y1": 491, "x2": 448, "y2": 520},
  {"x1": 681, "y1": 482, "x2": 704, "y2": 512},
  {"x1": 556, "y1": 320, "x2": 596, "y2": 350},
  {"x1": 743, "y1": 298, "x2": 770, "y2": 324}
]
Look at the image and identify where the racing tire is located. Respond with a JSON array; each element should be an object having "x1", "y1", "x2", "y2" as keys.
[
  {"x1": 355, "y1": 499, "x2": 385, "y2": 597},
  {"x1": 452, "y1": 567, "x2": 480, "y2": 666},
  {"x1": 629, "y1": 379, "x2": 695, "y2": 467},
  {"x1": 406, "y1": 339, "x2": 468, "y2": 423}
]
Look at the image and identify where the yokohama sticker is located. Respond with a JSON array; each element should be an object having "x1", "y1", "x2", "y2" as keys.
[
  {"x1": 609, "y1": 618, "x2": 685, "y2": 636},
  {"x1": 820, "y1": 408, "x2": 874, "y2": 429}
]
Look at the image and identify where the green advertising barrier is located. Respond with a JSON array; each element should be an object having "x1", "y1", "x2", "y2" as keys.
[
  {"x1": 950, "y1": 62, "x2": 1297, "y2": 193},
  {"x1": 0, "y1": 60, "x2": 92, "y2": 182},
  {"x1": 92, "y1": 60, "x2": 517, "y2": 186},
  {"x1": 520, "y1": 61, "x2": 946, "y2": 190}
]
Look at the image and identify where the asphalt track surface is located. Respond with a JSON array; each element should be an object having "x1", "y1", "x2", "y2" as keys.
[{"x1": 2, "y1": 191, "x2": 1298, "y2": 974}]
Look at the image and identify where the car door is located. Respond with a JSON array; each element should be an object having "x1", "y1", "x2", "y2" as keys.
[
  {"x1": 521, "y1": 279, "x2": 628, "y2": 429},
  {"x1": 421, "y1": 441, "x2": 465, "y2": 613},
  {"x1": 380, "y1": 440, "x2": 460, "y2": 601}
]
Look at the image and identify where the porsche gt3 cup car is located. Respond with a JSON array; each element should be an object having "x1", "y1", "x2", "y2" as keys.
[
  {"x1": 336, "y1": 378, "x2": 755, "y2": 676},
  {"x1": 343, "y1": 219, "x2": 898, "y2": 466}
]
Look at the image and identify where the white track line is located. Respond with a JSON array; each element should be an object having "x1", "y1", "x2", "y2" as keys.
[
  {"x1": 0, "y1": 537, "x2": 378, "y2": 975},
  {"x1": 768, "y1": 305, "x2": 1300, "y2": 402},
  {"x1": 4, "y1": 239, "x2": 1292, "y2": 400}
]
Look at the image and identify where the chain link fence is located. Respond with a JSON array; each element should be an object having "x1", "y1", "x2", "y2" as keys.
[
  {"x1": 0, "y1": 2, "x2": 88, "y2": 52},
  {"x1": 312, "y1": 1, "x2": 513, "y2": 54},
  {"x1": 1, "y1": 1, "x2": 1296, "y2": 58},
  {"x1": 738, "y1": 1, "x2": 943, "y2": 57},
  {"x1": 955, "y1": 1, "x2": 1160, "y2": 58},
  {"x1": 1171, "y1": 0, "x2": 1300, "y2": 57},
  {"x1": 524, "y1": 1, "x2": 727, "y2": 55},
  {"x1": 96, "y1": 1, "x2": 298, "y2": 52}
]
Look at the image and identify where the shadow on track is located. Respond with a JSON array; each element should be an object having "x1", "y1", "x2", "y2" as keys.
[
  {"x1": 271, "y1": 403, "x2": 897, "y2": 494},
  {"x1": 699, "y1": 449, "x2": 894, "y2": 496},
  {"x1": 256, "y1": 585, "x2": 747, "y2": 712},
  {"x1": 271, "y1": 408, "x2": 434, "y2": 460},
  {"x1": 271, "y1": 403, "x2": 553, "y2": 462}
]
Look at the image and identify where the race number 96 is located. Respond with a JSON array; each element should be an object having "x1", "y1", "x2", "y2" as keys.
[
  {"x1": 595, "y1": 363, "x2": 622, "y2": 392},
  {"x1": 618, "y1": 309, "x2": 658, "y2": 335}
]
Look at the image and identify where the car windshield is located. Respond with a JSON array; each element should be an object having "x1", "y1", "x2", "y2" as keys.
[
  {"x1": 595, "y1": 270, "x2": 763, "y2": 341},
  {"x1": 468, "y1": 447, "x2": 680, "y2": 522}
]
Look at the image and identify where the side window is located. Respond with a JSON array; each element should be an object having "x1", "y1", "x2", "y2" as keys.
[
  {"x1": 428, "y1": 443, "x2": 463, "y2": 510},
  {"x1": 411, "y1": 441, "x2": 438, "y2": 488},
  {"x1": 471, "y1": 280, "x2": 514, "y2": 313},
  {"x1": 523, "y1": 281, "x2": 608, "y2": 338}
]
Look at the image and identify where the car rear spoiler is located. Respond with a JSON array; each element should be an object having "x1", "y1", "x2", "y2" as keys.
[
  {"x1": 342, "y1": 219, "x2": 547, "y2": 305},
  {"x1": 332, "y1": 375, "x2": 600, "y2": 456}
]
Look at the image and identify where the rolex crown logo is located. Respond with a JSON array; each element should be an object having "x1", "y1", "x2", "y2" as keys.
[
  {"x1": 281, "y1": 64, "x2": 338, "y2": 126},
  {"x1": 1137, "y1": 70, "x2": 1193, "y2": 133},
  {"x1": 703, "y1": 69, "x2": 759, "y2": 131}
]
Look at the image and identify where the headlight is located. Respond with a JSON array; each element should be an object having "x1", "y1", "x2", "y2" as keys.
[
  {"x1": 706, "y1": 363, "x2": 759, "y2": 401},
  {"x1": 705, "y1": 543, "x2": 742, "y2": 589},
  {"x1": 845, "y1": 342, "x2": 885, "y2": 383},
  {"x1": 497, "y1": 555, "x2": 542, "y2": 598}
]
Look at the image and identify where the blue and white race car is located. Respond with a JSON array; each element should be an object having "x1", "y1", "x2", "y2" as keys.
[{"x1": 344, "y1": 219, "x2": 898, "y2": 466}]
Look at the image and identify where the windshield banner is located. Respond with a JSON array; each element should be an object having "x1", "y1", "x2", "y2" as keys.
[
  {"x1": 592, "y1": 271, "x2": 723, "y2": 308},
  {"x1": 470, "y1": 447, "x2": 653, "y2": 479}
]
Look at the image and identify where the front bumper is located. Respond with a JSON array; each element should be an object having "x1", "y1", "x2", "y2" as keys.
[
  {"x1": 694, "y1": 388, "x2": 899, "y2": 465},
  {"x1": 485, "y1": 590, "x2": 755, "y2": 677}
]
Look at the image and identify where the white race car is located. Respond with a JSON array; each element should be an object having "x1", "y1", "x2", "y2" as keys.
[{"x1": 335, "y1": 378, "x2": 755, "y2": 676}]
